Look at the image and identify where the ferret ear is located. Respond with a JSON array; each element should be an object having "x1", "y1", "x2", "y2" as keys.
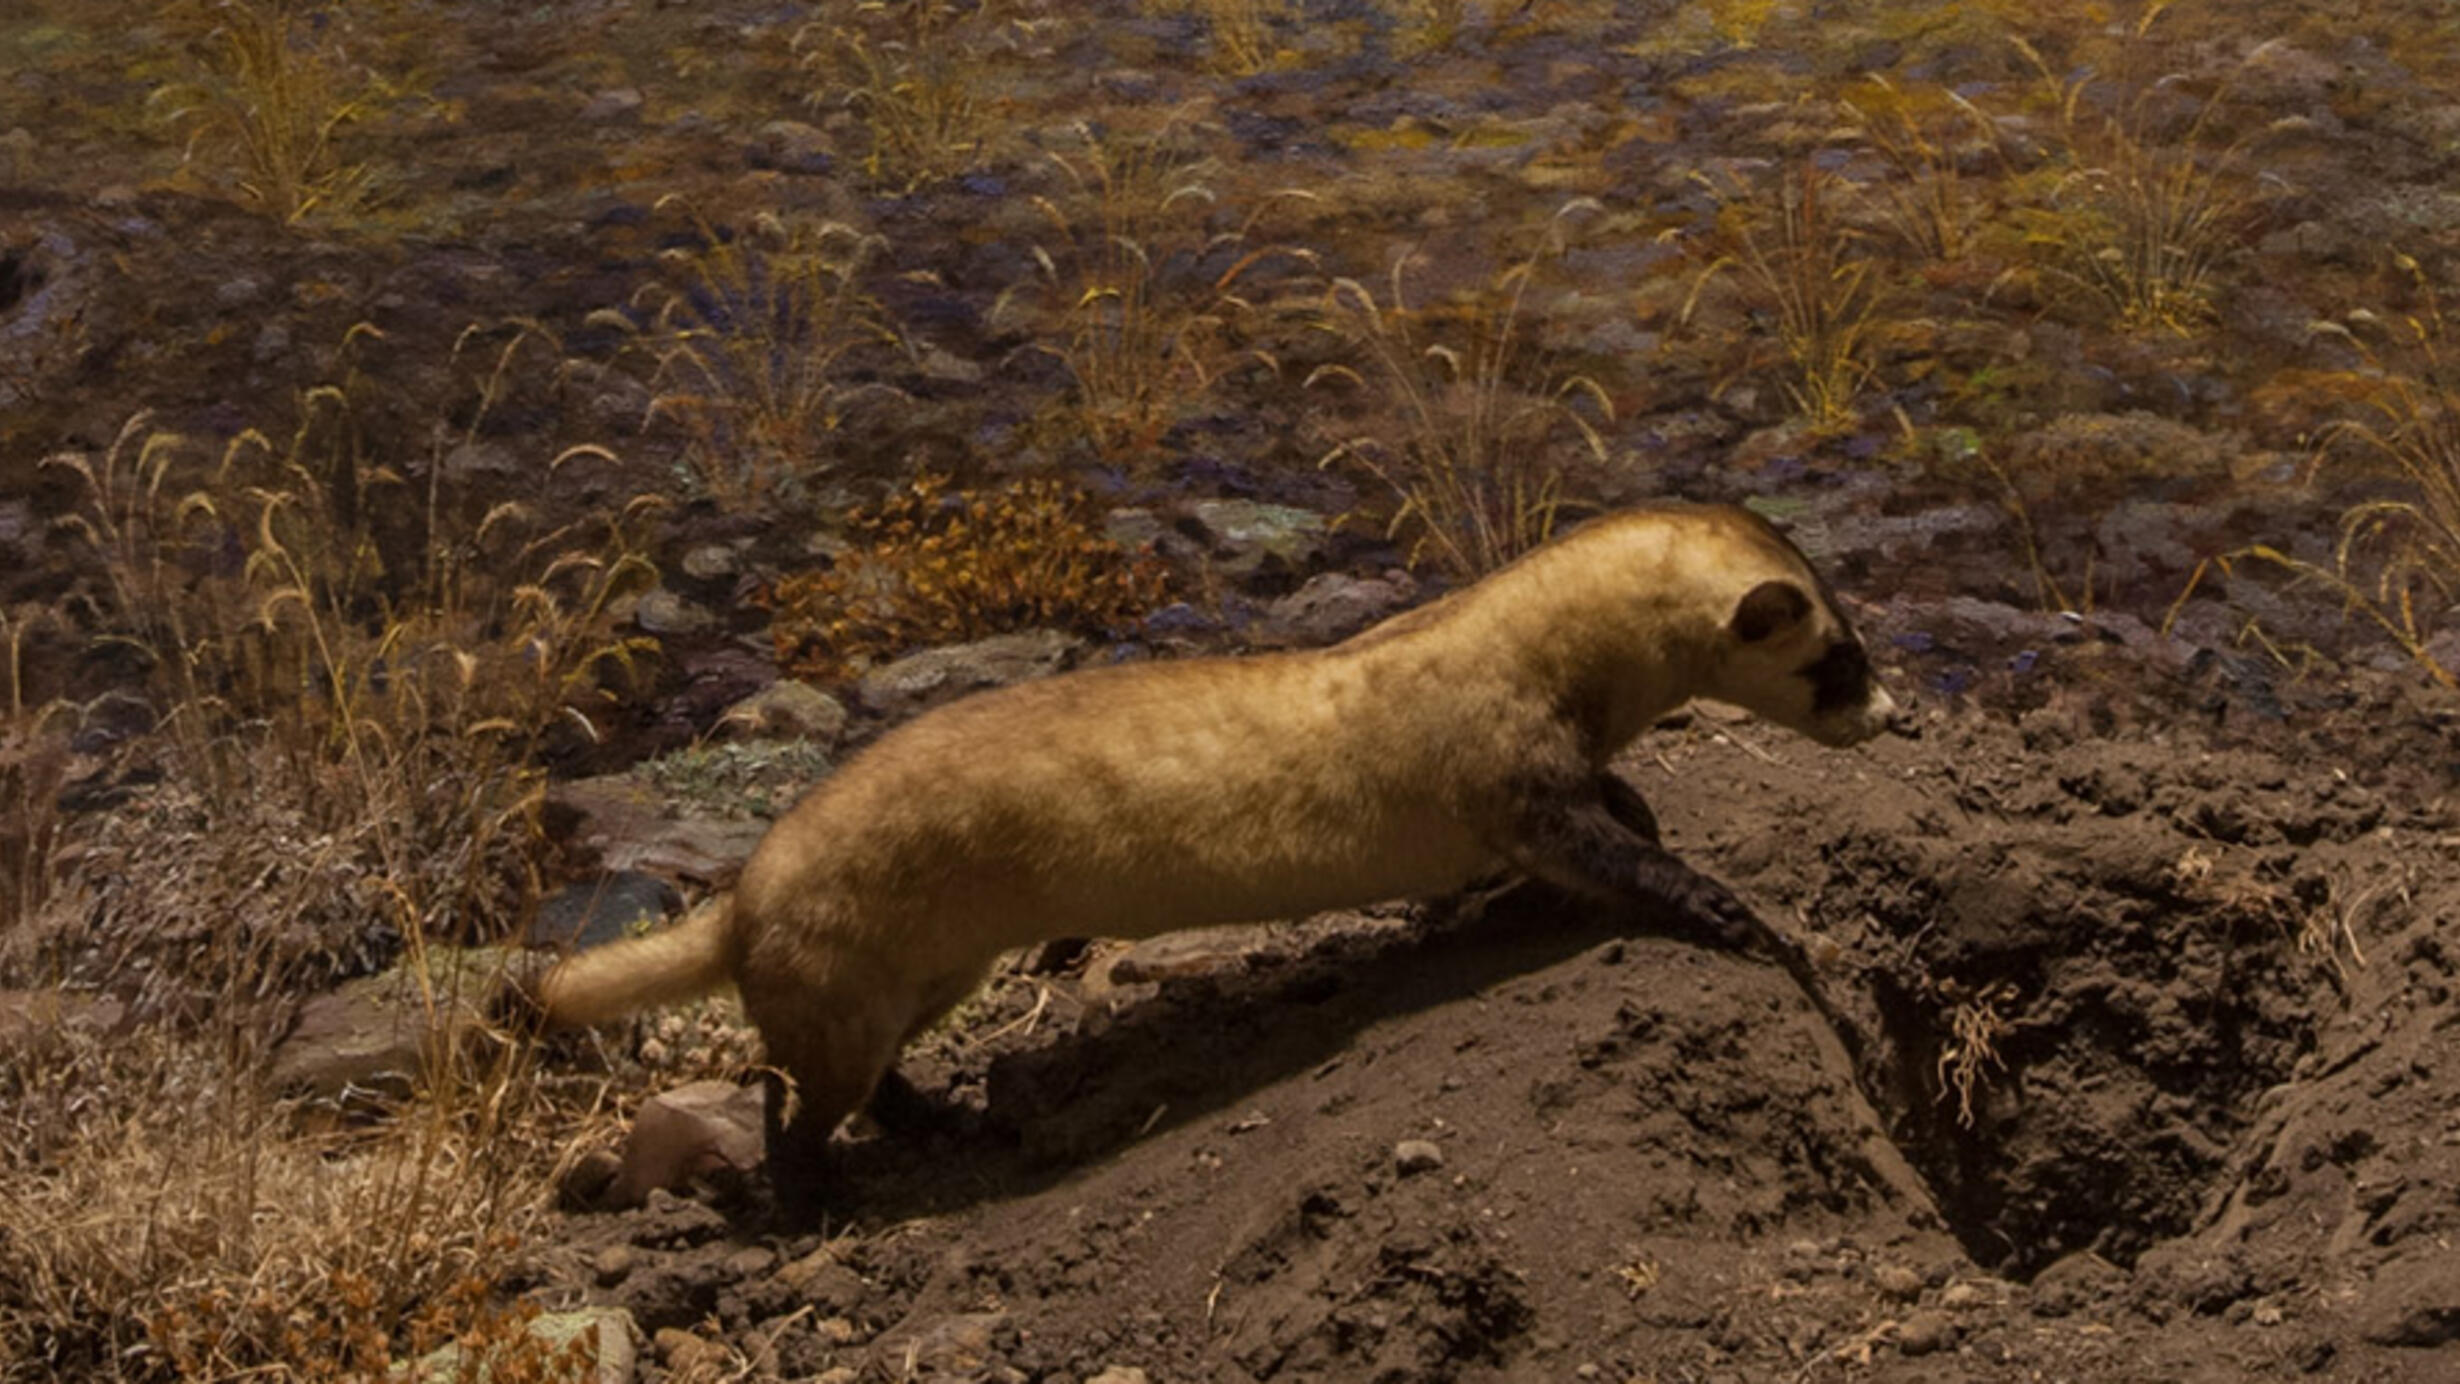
[{"x1": 1730, "y1": 580, "x2": 1812, "y2": 643}]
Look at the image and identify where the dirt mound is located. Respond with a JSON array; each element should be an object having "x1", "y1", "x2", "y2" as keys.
[{"x1": 540, "y1": 672, "x2": 2460, "y2": 1380}]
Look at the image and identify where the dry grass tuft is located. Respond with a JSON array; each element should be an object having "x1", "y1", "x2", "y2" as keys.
[
  {"x1": 796, "y1": 0, "x2": 1021, "y2": 190},
  {"x1": 2003, "y1": 3, "x2": 2252, "y2": 336},
  {"x1": 1, "y1": 327, "x2": 660, "y2": 1377},
  {"x1": 151, "y1": 0, "x2": 388, "y2": 223},
  {"x1": 1311, "y1": 199, "x2": 1612, "y2": 579},
  {"x1": 1931, "y1": 978, "x2": 2016, "y2": 1129},
  {"x1": 609, "y1": 200, "x2": 897, "y2": 509},
  {"x1": 1009, "y1": 114, "x2": 1313, "y2": 464},
  {"x1": 1683, "y1": 162, "x2": 1891, "y2": 432}
]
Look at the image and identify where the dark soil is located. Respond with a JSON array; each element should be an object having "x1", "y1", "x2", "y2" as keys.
[{"x1": 540, "y1": 668, "x2": 2460, "y2": 1382}]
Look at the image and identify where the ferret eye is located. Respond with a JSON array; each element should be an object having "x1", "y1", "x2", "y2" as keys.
[{"x1": 1798, "y1": 641, "x2": 1871, "y2": 713}]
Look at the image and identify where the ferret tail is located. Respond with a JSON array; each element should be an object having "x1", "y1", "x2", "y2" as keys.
[{"x1": 537, "y1": 894, "x2": 737, "y2": 1028}]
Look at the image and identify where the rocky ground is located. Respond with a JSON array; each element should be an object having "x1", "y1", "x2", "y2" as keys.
[{"x1": 5, "y1": 0, "x2": 2460, "y2": 1380}]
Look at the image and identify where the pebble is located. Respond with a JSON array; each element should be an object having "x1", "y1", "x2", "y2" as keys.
[
  {"x1": 1940, "y1": 1279, "x2": 1996, "y2": 1310},
  {"x1": 1871, "y1": 1263, "x2": 1924, "y2": 1301},
  {"x1": 1896, "y1": 1310, "x2": 1957, "y2": 1357},
  {"x1": 592, "y1": 1243, "x2": 637, "y2": 1286},
  {"x1": 1395, "y1": 1139, "x2": 1445, "y2": 1175}
]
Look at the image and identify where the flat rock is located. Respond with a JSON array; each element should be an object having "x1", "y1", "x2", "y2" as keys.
[
  {"x1": 856, "y1": 629, "x2": 1082, "y2": 719},
  {"x1": 606, "y1": 1079, "x2": 769, "y2": 1209},
  {"x1": 410, "y1": 1306, "x2": 638, "y2": 1384},
  {"x1": 546, "y1": 775, "x2": 766, "y2": 885},
  {"x1": 528, "y1": 872, "x2": 680, "y2": 952},
  {"x1": 1259, "y1": 571, "x2": 1414, "y2": 646},
  {"x1": 719, "y1": 678, "x2": 848, "y2": 745},
  {"x1": 267, "y1": 948, "x2": 519, "y2": 1104},
  {"x1": 1185, "y1": 499, "x2": 1328, "y2": 585}
]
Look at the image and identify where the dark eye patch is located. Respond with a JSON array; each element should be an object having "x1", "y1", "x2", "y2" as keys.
[{"x1": 1799, "y1": 640, "x2": 1871, "y2": 714}]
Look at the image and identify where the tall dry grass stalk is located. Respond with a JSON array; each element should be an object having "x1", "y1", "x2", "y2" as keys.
[
  {"x1": 1310, "y1": 199, "x2": 1612, "y2": 579},
  {"x1": 1, "y1": 324, "x2": 659, "y2": 1376}
]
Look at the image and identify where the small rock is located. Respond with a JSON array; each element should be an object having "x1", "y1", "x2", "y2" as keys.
[
  {"x1": 1871, "y1": 1263, "x2": 1924, "y2": 1302},
  {"x1": 546, "y1": 775, "x2": 767, "y2": 884},
  {"x1": 1394, "y1": 1139, "x2": 1445, "y2": 1175},
  {"x1": 776, "y1": 1248, "x2": 870, "y2": 1313},
  {"x1": 748, "y1": 119, "x2": 833, "y2": 174},
  {"x1": 1104, "y1": 507, "x2": 1168, "y2": 550},
  {"x1": 655, "y1": 1325, "x2": 724, "y2": 1374},
  {"x1": 634, "y1": 588, "x2": 716, "y2": 636},
  {"x1": 1259, "y1": 572, "x2": 1413, "y2": 646},
  {"x1": 719, "y1": 679, "x2": 848, "y2": 745},
  {"x1": 856, "y1": 629, "x2": 1082, "y2": 719},
  {"x1": 2027, "y1": 1249, "x2": 2125, "y2": 1318},
  {"x1": 814, "y1": 1368, "x2": 859, "y2": 1384},
  {"x1": 528, "y1": 872, "x2": 680, "y2": 951},
  {"x1": 876, "y1": 1312, "x2": 1010, "y2": 1375},
  {"x1": 722, "y1": 1246, "x2": 778, "y2": 1280},
  {"x1": 267, "y1": 948, "x2": 517, "y2": 1104},
  {"x1": 679, "y1": 542, "x2": 744, "y2": 582},
  {"x1": 1107, "y1": 929, "x2": 1261, "y2": 985},
  {"x1": 593, "y1": 1244, "x2": 638, "y2": 1287},
  {"x1": 1085, "y1": 1369, "x2": 1150, "y2": 1384},
  {"x1": 1895, "y1": 1310, "x2": 1956, "y2": 1357},
  {"x1": 581, "y1": 87, "x2": 645, "y2": 122},
  {"x1": 604, "y1": 1079, "x2": 769, "y2": 1208},
  {"x1": 1185, "y1": 498, "x2": 1328, "y2": 586},
  {"x1": 1939, "y1": 1278, "x2": 2000, "y2": 1310}
]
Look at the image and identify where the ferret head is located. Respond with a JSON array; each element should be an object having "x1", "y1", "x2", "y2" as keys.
[{"x1": 1694, "y1": 513, "x2": 1902, "y2": 748}]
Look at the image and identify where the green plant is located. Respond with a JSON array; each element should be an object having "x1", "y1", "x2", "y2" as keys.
[
  {"x1": 767, "y1": 473, "x2": 1171, "y2": 681},
  {"x1": 610, "y1": 201, "x2": 894, "y2": 509},
  {"x1": 151, "y1": 0, "x2": 386, "y2": 222},
  {"x1": 2005, "y1": 3, "x2": 2251, "y2": 335},
  {"x1": 1684, "y1": 162, "x2": 1890, "y2": 431}
]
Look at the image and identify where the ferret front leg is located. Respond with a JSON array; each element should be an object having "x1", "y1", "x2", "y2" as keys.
[{"x1": 1496, "y1": 780, "x2": 1764, "y2": 953}]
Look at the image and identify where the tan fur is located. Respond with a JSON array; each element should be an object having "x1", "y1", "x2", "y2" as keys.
[{"x1": 540, "y1": 504, "x2": 1898, "y2": 1165}]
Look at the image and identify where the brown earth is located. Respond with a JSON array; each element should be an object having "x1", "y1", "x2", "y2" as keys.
[{"x1": 531, "y1": 659, "x2": 2460, "y2": 1382}]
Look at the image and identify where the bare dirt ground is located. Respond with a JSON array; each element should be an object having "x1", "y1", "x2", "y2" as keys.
[{"x1": 534, "y1": 658, "x2": 2460, "y2": 1382}]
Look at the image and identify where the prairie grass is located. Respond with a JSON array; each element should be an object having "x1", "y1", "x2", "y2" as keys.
[
  {"x1": 2004, "y1": 5, "x2": 2251, "y2": 336},
  {"x1": 612, "y1": 201, "x2": 895, "y2": 509},
  {"x1": 1014, "y1": 116, "x2": 1311, "y2": 464},
  {"x1": 1152, "y1": 0, "x2": 1291, "y2": 75},
  {"x1": 1684, "y1": 162, "x2": 1889, "y2": 431},
  {"x1": 796, "y1": 0, "x2": 1012, "y2": 190},
  {"x1": 2210, "y1": 273, "x2": 2460, "y2": 687},
  {"x1": 1844, "y1": 74, "x2": 2004, "y2": 263},
  {"x1": 1310, "y1": 199, "x2": 1612, "y2": 580},
  {"x1": 151, "y1": 0, "x2": 386, "y2": 223},
  {"x1": 0, "y1": 328, "x2": 659, "y2": 1377}
]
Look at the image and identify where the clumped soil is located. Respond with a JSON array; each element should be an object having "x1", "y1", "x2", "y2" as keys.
[{"x1": 542, "y1": 669, "x2": 2460, "y2": 1382}]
